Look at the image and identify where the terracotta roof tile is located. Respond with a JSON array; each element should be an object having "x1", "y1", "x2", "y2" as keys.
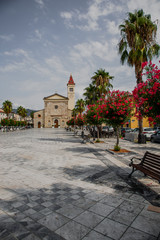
[{"x1": 67, "y1": 74, "x2": 75, "y2": 85}]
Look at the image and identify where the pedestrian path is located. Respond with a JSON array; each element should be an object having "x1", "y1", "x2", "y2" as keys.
[
  {"x1": 0, "y1": 129, "x2": 160, "y2": 240},
  {"x1": 88, "y1": 137, "x2": 160, "y2": 196}
]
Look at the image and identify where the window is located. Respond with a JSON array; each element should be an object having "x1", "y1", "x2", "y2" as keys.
[
  {"x1": 55, "y1": 105, "x2": 58, "y2": 109},
  {"x1": 38, "y1": 114, "x2": 41, "y2": 117},
  {"x1": 69, "y1": 88, "x2": 73, "y2": 92}
]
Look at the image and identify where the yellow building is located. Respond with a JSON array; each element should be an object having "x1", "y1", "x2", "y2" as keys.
[
  {"x1": 123, "y1": 107, "x2": 152, "y2": 129},
  {"x1": 128, "y1": 116, "x2": 151, "y2": 129}
]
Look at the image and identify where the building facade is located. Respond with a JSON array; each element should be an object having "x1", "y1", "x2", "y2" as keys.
[
  {"x1": 0, "y1": 109, "x2": 7, "y2": 122},
  {"x1": 34, "y1": 75, "x2": 75, "y2": 128}
]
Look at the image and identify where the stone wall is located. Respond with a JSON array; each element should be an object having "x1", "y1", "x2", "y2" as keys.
[
  {"x1": 34, "y1": 110, "x2": 44, "y2": 128},
  {"x1": 44, "y1": 100, "x2": 70, "y2": 128}
]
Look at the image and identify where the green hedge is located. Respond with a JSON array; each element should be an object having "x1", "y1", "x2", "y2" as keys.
[{"x1": 1, "y1": 118, "x2": 27, "y2": 127}]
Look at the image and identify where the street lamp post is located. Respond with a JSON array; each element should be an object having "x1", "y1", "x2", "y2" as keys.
[
  {"x1": 74, "y1": 113, "x2": 76, "y2": 135},
  {"x1": 93, "y1": 92, "x2": 96, "y2": 141}
]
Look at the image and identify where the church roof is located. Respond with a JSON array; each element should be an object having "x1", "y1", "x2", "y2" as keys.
[
  {"x1": 43, "y1": 93, "x2": 68, "y2": 100},
  {"x1": 67, "y1": 74, "x2": 75, "y2": 85}
]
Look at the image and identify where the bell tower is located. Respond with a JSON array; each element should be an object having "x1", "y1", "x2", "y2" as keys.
[{"x1": 67, "y1": 74, "x2": 75, "y2": 110}]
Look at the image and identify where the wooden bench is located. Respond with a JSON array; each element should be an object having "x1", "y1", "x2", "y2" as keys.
[{"x1": 128, "y1": 151, "x2": 160, "y2": 183}]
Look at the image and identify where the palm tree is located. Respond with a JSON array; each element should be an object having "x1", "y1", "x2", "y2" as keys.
[
  {"x1": 75, "y1": 99, "x2": 85, "y2": 116},
  {"x1": 72, "y1": 108, "x2": 78, "y2": 118},
  {"x1": 83, "y1": 84, "x2": 98, "y2": 105},
  {"x1": 2, "y1": 100, "x2": 12, "y2": 119},
  {"x1": 118, "y1": 9, "x2": 160, "y2": 142},
  {"x1": 75, "y1": 99, "x2": 85, "y2": 137},
  {"x1": 91, "y1": 68, "x2": 113, "y2": 98},
  {"x1": 30, "y1": 111, "x2": 34, "y2": 120},
  {"x1": 17, "y1": 106, "x2": 27, "y2": 120}
]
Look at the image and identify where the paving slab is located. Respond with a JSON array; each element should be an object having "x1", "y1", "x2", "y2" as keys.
[{"x1": 0, "y1": 129, "x2": 160, "y2": 240}]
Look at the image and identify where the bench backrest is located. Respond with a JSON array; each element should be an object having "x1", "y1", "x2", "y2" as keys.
[{"x1": 141, "y1": 151, "x2": 160, "y2": 177}]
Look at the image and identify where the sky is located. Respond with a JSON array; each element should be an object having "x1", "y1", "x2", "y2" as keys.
[{"x1": 0, "y1": 0, "x2": 160, "y2": 110}]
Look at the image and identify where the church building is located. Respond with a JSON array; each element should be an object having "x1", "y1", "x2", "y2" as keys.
[{"x1": 34, "y1": 75, "x2": 75, "y2": 128}]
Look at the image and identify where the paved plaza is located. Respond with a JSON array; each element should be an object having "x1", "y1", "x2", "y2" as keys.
[{"x1": 0, "y1": 129, "x2": 160, "y2": 240}]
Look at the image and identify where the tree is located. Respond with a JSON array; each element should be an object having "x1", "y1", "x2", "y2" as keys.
[
  {"x1": 17, "y1": 106, "x2": 27, "y2": 119},
  {"x1": 83, "y1": 84, "x2": 98, "y2": 105},
  {"x1": 83, "y1": 69, "x2": 113, "y2": 106},
  {"x1": 30, "y1": 111, "x2": 34, "y2": 120},
  {"x1": 2, "y1": 100, "x2": 12, "y2": 118},
  {"x1": 72, "y1": 108, "x2": 78, "y2": 118},
  {"x1": 97, "y1": 90, "x2": 133, "y2": 149},
  {"x1": 86, "y1": 104, "x2": 103, "y2": 140},
  {"x1": 75, "y1": 114, "x2": 86, "y2": 127},
  {"x1": 118, "y1": 9, "x2": 160, "y2": 142},
  {"x1": 75, "y1": 99, "x2": 85, "y2": 116},
  {"x1": 91, "y1": 68, "x2": 113, "y2": 99},
  {"x1": 133, "y1": 61, "x2": 160, "y2": 124}
]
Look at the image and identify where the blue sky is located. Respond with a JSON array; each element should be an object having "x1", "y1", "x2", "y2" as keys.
[{"x1": 0, "y1": 0, "x2": 160, "y2": 110}]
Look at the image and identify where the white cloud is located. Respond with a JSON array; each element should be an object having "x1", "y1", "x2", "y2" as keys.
[
  {"x1": 34, "y1": 0, "x2": 44, "y2": 9},
  {"x1": 0, "y1": 62, "x2": 25, "y2": 73},
  {"x1": 78, "y1": 0, "x2": 122, "y2": 31},
  {"x1": 0, "y1": 34, "x2": 14, "y2": 41},
  {"x1": 60, "y1": 11, "x2": 73, "y2": 20},
  {"x1": 28, "y1": 29, "x2": 46, "y2": 44},
  {"x1": 1, "y1": 48, "x2": 52, "y2": 77},
  {"x1": 106, "y1": 20, "x2": 119, "y2": 35},
  {"x1": 60, "y1": 0, "x2": 122, "y2": 31},
  {"x1": 70, "y1": 39, "x2": 118, "y2": 64},
  {"x1": 35, "y1": 29, "x2": 42, "y2": 40},
  {"x1": 45, "y1": 56, "x2": 67, "y2": 74},
  {"x1": 51, "y1": 19, "x2": 55, "y2": 24},
  {"x1": 60, "y1": 11, "x2": 74, "y2": 28},
  {"x1": 4, "y1": 49, "x2": 29, "y2": 58}
]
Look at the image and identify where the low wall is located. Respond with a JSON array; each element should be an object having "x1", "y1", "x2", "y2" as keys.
[{"x1": 124, "y1": 132, "x2": 138, "y2": 142}]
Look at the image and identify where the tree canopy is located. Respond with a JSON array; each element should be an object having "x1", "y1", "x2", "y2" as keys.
[{"x1": 2, "y1": 100, "x2": 13, "y2": 118}]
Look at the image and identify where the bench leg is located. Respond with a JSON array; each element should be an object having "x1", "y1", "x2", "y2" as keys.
[{"x1": 128, "y1": 167, "x2": 137, "y2": 178}]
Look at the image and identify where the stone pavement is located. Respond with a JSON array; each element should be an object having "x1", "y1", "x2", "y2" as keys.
[{"x1": 0, "y1": 129, "x2": 160, "y2": 240}]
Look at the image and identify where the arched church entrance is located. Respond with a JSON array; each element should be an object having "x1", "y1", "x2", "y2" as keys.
[
  {"x1": 54, "y1": 119, "x2": 58, "y2": 128},
  {"x1": 38, "y1": 122, "x2": 41, "y2": 128}
]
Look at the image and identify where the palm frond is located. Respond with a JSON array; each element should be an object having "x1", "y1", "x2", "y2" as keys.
[{"x1": 120, "y1": 50, "x2": 128, "y2": 65}]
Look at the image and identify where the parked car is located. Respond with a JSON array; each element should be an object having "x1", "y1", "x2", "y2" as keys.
[
  {"x1": 121, "y1": 127, "x2": 132, "y2": 137},
  {"x1": 151, "y1": 131, "x2": 160, "y2": 143},
  {"x1": 143, "y1": 128, "x2": 156, "y2": 140},
  {"x1": 132, "y1": 128, "x2": 139, "y2": 132},
  {"x1": 102, "y1": 126, "x2": 114, "y2": 137},
  {"x1": 153, "y1": 127, "x2": 160, "y2": 133},
  {"x1": 132, "y1": 127, "x2": 155, "y2": 140},
  {"x1": 102, "y1": 126, "x2": 114, "y2": 133}
]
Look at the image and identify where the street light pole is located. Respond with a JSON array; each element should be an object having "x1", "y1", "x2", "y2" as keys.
[
  {"x1": 74, "y1": 113, "x2": 76, "y2": 135},
  {"x1": 93, "y1": 92, "x2": 96, "y2": 141}
]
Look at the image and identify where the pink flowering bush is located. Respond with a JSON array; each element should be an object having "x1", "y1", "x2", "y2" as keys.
[
  {"x1": 86, "y1": 104, "x2": 103, "y2": 139},
  {"x1": 133, "y1": 61, "x2": 160, "y2": 124},
  {"x1": 97, "y1": 90, "x2": 133, "y2": 126},
  {"x1": 66, "y1": 117, "x2": 75, "y2": 126},
  {"x1": 86, "y1": 104, "x2": 101, "y2": 125},
  {"x1": 97, "y1": 90, "x2": 133, "y2": 148},
  {"x1": 75, "y1": 114, "x2": 86, "y2": 126}
]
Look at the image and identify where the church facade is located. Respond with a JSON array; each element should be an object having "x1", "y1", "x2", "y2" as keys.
[{"x1": 34, "y1": 75, "x2": 75, "y2": 128}]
